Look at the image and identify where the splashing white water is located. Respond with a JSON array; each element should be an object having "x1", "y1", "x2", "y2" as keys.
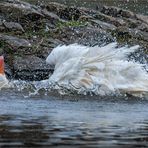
[
  {"x1": 0, "y1": 74, "x2": 9, "y2": 90},
  {"x1": 46, "y1": 43, "x2": 148, "y2": 97}
]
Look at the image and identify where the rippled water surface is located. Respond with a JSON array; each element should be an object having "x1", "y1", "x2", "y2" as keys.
[{"x1": 0, "y1": 89, "x2": 148, "y2": 147}]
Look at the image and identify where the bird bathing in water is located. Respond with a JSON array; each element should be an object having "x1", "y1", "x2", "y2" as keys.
[
  {"x1": 0, "y1": 56, "x2": 9, "y2": 89},
  {"x1": 46, "y1": 42, "x2": 148, "y2": 96}
]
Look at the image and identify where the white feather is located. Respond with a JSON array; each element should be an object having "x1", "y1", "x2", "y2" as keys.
[{"x1": 46, "y1": 43, "x2": 148, "y2": 96}]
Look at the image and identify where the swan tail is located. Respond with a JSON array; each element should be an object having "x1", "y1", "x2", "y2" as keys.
[{"x1": 84, "y1": 43, "x2": 140, "y2": 63}]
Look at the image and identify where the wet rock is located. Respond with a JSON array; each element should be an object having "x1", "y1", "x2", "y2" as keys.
[
  {"x1": 0, "y1": 1, "x2": 66, "y2": 32},
  {"x1": 125, "y1": 18, "x2": 141, "y2": 28},
  {"x1": 120, "y1": 9, "x2": 135, "y2": 18},
  {"x1": 0, "y1": 19, "x2": 24, "y2": 33},
  {"x1": 38, "y1": 38, "x2": 64, "y2": 59},
  {"x1": 113, "y1": 26, "x2": 148, "y2": 42},
  {"x1": 136, "y1": 14, "x2": 148, "y2": 25},
  {"x1": 101, "y1": 6, "x2": 148, "y2": 25},
  {"x1": 45, "y1": 37, "x2": 64, "y2": 46},
  {"x1": 79, "y1": 15, "x2": 116, "y2": 31},
  {"x1": 78, "y1": 7, "x2": 98, "y2": 18},
  {"x1": 137, "y1": 23, "x2": 148, "y2": 32},
  {"x1": 132, "y1": 30, "x2": 148, "y2": 42},
  {"x1": 95, "y1": 12, "x2": 126, "y2": 27},
  {"x1": 54, "y1": 26, "x2": 114, "y2": 46},
  {"x1": 0, "y1": 20, "x2": 3, "y2": 26},
  {"x1": 101, "y1": 6, "x2": 121, "y2": 17},
  {"x1": 79, "y1": 15, "x2": 94, "y2": 21},
  {"x1": 59, "y1": 7, "x2": 81, "y2": 20},
  {"x1": 3, "y1": 21, "x2": 24, "y2": 33},
  {"x1": 0, "y1": 1, "x2": 44, "y2": 21},
  {"x1": 46, "y1": 2, "x2": 81, "y2": 20},
  {"x1": 90, "y1": 19, "x2": 116, "y2": 31},
  {"x1": 13, "y1": 55, "x2": 52, "y2": 80},
  {"x1": 0, "y1": 34, "x2": 31, "y2": 50},
  {"x1": 45, "y1": 2, "x2": 67, "y2": 14},
  {"x1": 5, "y1": 64, "x2": 13, "y2": 78},
  {"x1": 101, "y1": 6, "x2": 135, "y2": 18},
  {"x1": 41, "y1": 9, "x2": 60, "y2": 21},
  {"x1": 0, "y1": 19, "x2": 5, "y2": 31}
]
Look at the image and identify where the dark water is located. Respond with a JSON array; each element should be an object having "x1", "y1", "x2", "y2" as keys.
[
  {"x1": 26, "y1": 0, "x2": 148, "y2": 15},
  {"x1": 0, "y1": 90, "x2": 148, "y2": 147}
]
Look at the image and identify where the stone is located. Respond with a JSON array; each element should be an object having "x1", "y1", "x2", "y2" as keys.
[
  {"x1": 120, "y1": 9, "x2": 135, "y2": 18},
  {"x1": 58, "y1": 7, "x2": 81, "y2": 20},
  {"x1": 41, "y1": 9, "x2": 60, "y2": 21},
  {"x1": 95, "y1": 12, "x2": 126, "y2": 27},
  {"x1": 125, "y1": 18, "x2": 141, "y2": 28},
  {"x1": 137, "y1": 23, "x2": 148, "y2": 32},
  {"x1": 0, "y1": 20, "x2": 3, "y2": 26},
  {"x1": 4, "y1": 64, "x2": 13, "y2": 78},
  {"x1": 0, "y1": 19, "x2": 5, "y2": 31},
  {"x1": 46, "y1": 2, "x2": 81, "y2": 20},
  {"x1": 101, "y1": 6, "x2": 121, "y2": 17},
  {"x1": 37, "y1": 37, "x2": 64, "y2": 59},
  {"x1": 0, "y1": 34, "x2": 31, "y2": 49},
  {"x1": 114, "y1": 26, "x2": 148, "y2": 42},
  {"x1": 136, "y1": 14, "x2": 148, "y2": 25},
  {"x1": 54, "y1": 26, "x2": 114, "y2": 46},
  {"x1": 13, "y1": 55, "x2": 53, "y2": 80},
  {"x1": 133, "y1": 29, "x2": 148, "y2": 42},
  {"x1": 79, "y1": 15, "x2": 94, "y2": 21},
  {"x1": 45, "y1": 2, "x2": 67, "y2": 14},
  {"x1": 0, "y1": 1, "x2": 44, "y2": 21},
  {"x1": 3, "y1": 21, "x2": 24, "y2": 33},
  {"x1": 79, "y1": 7, "x2": 98, "y2": 16},
  {"x1": 90, "y1": 19, "x2": 116, "y2": 31},
  {"x1": 101, "y1": 5, "x2": 135, "y2": 18}
]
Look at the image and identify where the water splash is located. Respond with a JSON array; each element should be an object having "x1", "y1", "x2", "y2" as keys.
[
  {"x1": 46, "y1": 43, "x2": 148, "y2": 97},
  {"x1": 3, "y1": 42, "x2": 148, "y2": 99}
]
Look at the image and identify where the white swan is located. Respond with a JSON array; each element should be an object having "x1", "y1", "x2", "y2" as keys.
[
  {"x1": 46, "y1": 43, "x2": 148, "y2": 96},
  {"x1": 0, "y1": 56, "x2": 9, "y2": 89}
]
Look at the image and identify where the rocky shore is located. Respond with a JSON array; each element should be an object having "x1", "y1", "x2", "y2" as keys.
[{"x1": 0, "y1": 0, "x2": 148, "y2": 81}]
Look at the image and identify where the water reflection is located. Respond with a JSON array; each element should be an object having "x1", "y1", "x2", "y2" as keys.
[
  {"x1": 0, "y1": 114, "x2": 148, "y2": 147},
  {"x1": 0, "y1": 94, "x2": 148, "y2": 147},
  {"x1": 0, "y1": 115, "x2": 49, "y2": 147}
]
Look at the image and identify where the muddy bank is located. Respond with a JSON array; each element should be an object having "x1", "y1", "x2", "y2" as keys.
[{"x1": 0, "y1": 0, "x2": 148, "y2": 80}]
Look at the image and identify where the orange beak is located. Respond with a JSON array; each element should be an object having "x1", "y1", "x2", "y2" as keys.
[{"x1": 0, "y1": 56, "x2": 5, "y2": 75}]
